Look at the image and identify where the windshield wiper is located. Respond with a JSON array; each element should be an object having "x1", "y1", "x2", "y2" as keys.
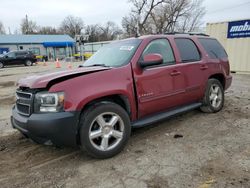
[{"x1": 82, "y1": 64, "x2": 111, "y2": 68}]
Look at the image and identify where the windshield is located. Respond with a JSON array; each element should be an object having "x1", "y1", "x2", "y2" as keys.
[{"x1": 83, "y1": 39, "x2": 142, "y2": 67}]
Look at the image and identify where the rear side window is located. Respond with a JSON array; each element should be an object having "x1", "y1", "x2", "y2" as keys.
[
  {"x1": 198, "y1": 38, "x2": 227, "y2": 59},
  {"x1": 175, "y1": 38, "x2": 201, "y2": 63}
]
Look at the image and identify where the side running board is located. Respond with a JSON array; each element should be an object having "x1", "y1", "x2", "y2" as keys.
[{"x1": 131, "y1": 103, "x2": 202, "y2": 128}]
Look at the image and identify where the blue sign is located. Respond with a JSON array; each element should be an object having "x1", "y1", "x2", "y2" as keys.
[
  {"x1": 227, "y1": 20, "x2": 250, "y2": 38},
  {"x1": 0, "y1": 48, "x2": 9, "y2": 54}
]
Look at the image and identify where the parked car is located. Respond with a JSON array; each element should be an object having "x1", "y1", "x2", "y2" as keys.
[
  {"x1": 0, "y1": 50, "x2": 37, "y2": 68},
  {"x1": 11, "y1": 33, "x2": 232, "y2": 158}
]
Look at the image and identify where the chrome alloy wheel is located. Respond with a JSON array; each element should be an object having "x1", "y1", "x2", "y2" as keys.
[
  {"x1": 209, "y1": 84, "x2": 223, "y2": 108},
  {"x1": 89, "y1": 112, "x2": 124, "y2": 151},
  {"x1": 26, "y1": 60, "x2": 32, "y2": 66}
]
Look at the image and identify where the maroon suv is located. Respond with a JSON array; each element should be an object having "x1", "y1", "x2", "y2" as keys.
[{"x1": 11, "y1": 34, "x2": 232, "y2": 158}]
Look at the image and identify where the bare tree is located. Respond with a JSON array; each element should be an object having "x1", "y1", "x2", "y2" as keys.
[
  {"x1": 0, "y1": 21, "x2": 5, "y2": 34},
  {"x1": 122, "y1": 0, "x2": 166, "y2": 34},
  {"x1": 122, "y1": 14, "x2": 138, "y2": 37},
  {"x1": 85, "y1": 24, "x2": 102, "y2": 42},
  {"x1": 175, "y1": 0, "x2": 205, "y2": 32},
  {"x1": 59, "y1": 15, "x2": 84, "y2": 38},
  {"x1": 123, "y1": 0, "x2": 205, "y2": 35},
  {"x1": 99, "y1": 21, "x2": 123, "y2": 41},
  {"x1": 20, "y1": 15, "x2": 38, "y2": 34},
  {"x1": 37, "y1": 26, "x2": 58, "y2": 34},
  {"x1": 85, "y1": 22, "x2": 123, "y2": 42}
]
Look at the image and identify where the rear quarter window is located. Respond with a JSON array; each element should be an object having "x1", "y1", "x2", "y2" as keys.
[
  {"x1": 198, "y1": 38, "x2": 227, "y2": 59},
  {"x1": 175, "y1": 38, "x2": 201, "y2": 63}
]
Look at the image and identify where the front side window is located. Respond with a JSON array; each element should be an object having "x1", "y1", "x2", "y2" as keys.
[
  {"x1": 141, "y1": 39, "x2": 175, "y2": 66},
  {"x1": 198, "y1": 38, "x2": 227, "y2": 59},
  {"x1": 175, "y1": 38, "x2": 201, "y2": 63}
]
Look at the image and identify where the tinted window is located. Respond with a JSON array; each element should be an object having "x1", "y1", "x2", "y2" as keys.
[
  {"x1": 16, "y1": 52, "x2": 27, "y2": 56},
  {"x1": 175, "y1": 38, "x2": 200, "y2": 63},
  {"x1": 198, "y1": 38, "x2": 227, "y2": 59},
  {"x1": 7, "y1": 52, "x2": 15, "y2": 58},
  {"x1": 29, "y1": 48, "x2": 40, "y2": 55},
  {"x1": 141, "y1": 39, "x2": 175, "y2": 66}
]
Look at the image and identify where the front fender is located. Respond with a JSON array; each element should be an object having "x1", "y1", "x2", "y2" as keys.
[{"x1": 49, "y1": 65, "x2": 137, "y2": 121}]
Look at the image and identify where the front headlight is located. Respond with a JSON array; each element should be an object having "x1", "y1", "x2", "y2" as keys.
[{"x1": 34, "y1": 91, "x2": 64, "y2": 113}]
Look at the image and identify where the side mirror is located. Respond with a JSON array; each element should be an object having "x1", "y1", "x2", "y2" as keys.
[{"x1": 139, "y1": 53, "x2": 163, "y2": 68}]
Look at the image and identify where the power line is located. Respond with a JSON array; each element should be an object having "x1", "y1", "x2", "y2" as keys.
[{"x1": 207, "y1": 1, "x2": 250, "y2": 14}]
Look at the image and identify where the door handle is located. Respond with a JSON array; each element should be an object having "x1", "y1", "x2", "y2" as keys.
[
  {"x1": 200, "y1": 65, "x2": 208, "y2": 70},
  {"x1": 170, "y1": 70, "x2": 181, "y2": 76}
]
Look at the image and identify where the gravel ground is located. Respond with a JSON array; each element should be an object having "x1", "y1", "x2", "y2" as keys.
[{"x1": 0, "y1": 63, "x2": 250, "y2": 188}]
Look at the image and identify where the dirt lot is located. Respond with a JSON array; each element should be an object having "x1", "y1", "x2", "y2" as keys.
[{"x1": 0, "y1": 63, "x2": 250, "y2": 188}]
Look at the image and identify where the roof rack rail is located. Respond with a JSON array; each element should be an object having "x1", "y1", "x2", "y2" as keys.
[{"x1": 164, "y1": 32, "x2": 209, "y2": 37}]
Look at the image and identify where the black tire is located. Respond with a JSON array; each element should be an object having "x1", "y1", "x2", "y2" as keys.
[
  {"x1": 25, "y1": 60, "x2": 33, "y2": 66},
  {"x1": 79, "y1": 102, "x2": 131, "y2": 159},
  {"x1": 0, "y1": 62, "x2": 4, "y2": 69},
  {"x1": 200, "y1": 78, "x2": 224, "y2": 113}
]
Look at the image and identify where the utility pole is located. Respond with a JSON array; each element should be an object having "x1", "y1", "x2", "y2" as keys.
[
  {"x1": 25, "y1": 14, "x2": 28, "y2": 34},
  {"x1": 8, "y1": 27, "x2": 11, "y2": 35},
  {"x1": 136, "y1": 12, "x2": 141, "y2": 37}
]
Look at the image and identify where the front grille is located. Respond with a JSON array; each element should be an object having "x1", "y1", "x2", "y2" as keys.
[{"x1": 16, "y1": 90, "x2": 33, "y2": 116}]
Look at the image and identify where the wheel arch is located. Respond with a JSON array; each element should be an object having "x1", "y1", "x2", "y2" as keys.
[
  {"x1": 76, "y1": 94, "x2": 131, "y2": 145},
  {"x1": 208, "y1": 73, "x2": 225, "y2": 88}
]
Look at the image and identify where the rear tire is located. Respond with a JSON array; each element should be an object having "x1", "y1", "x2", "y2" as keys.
[
  {"x1": 25, "y1": 60, "x2": 32, "y2": 66},
  {"x1": 79, "y1": 102, "x2": 131, "y2": 159},
  {"x1": 200, "y1": 78, "x2": 224, "y2": 113}
]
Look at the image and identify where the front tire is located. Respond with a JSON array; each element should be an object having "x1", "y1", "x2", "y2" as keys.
[
  {"x1": 200, "y1": 78, "x2": 224, "y2": 113},
  {"x1": 0, "y1": 62, "x2": 4, "y2": 69},
  {"x1": 79, "y1": 102, "x2": 131, "y2": 158}
]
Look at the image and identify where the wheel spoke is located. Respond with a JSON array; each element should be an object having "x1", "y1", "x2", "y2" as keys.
[
  {"x1": 111, "y1": 130, "x2": 123, "y2": 139},
  {"x1": 108, "y1": 115, "x2": 119, "y2": 127},
  {"x1": 212, "y1": 99, "x2": 217, "y2": 107},
  {"x1": 90, "y1": 129, "x2": 103, "y2": 139},
  {"x1": 214, "y1": 86, "x2": 219, "y2": 94},
  {"x1": 209, "y1": 94, "x2": 214, "y2": 101},
  {"x1": 89, "y1": 112, "x2": 125, "y2": 152},
  {"x1": 101, "y1": 135, "x2": 109, "y2": 150},
  {"x1": 96, "y1": 115, "x2": 106, "y2": 127}
]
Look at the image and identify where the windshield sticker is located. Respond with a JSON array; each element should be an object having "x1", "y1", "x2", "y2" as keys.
[{"x1": 120, "y1": 46, "x2": 134, "y2": 51}]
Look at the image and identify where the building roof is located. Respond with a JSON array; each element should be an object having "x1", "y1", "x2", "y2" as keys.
[{"x1": 0, "y1": 34, "x2": 74, "y2": 44}]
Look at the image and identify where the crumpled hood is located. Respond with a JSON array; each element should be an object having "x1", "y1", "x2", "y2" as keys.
[{"x1": 17, "y1": 66, "x2": 110, "y2": 89}]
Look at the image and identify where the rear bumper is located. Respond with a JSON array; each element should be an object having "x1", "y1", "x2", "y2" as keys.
[
  {"x1": 11, "y1": 106, "x2": 80, "y2": 147},
  {"x1": 225, "y1": 75, "x2": 233, "y2": 90}
]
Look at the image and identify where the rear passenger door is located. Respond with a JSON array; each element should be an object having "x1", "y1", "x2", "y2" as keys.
[
  {"x1": 15, "y1": 51, "x2": 27, "y2": 64},
  {"x1": 174, "y1": 38, "x2": 208, "y2": 104}
]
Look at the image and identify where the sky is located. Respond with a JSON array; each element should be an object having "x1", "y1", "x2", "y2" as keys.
[{"x1": 0, "y1": 0, "x2": 250, "y2": 34}]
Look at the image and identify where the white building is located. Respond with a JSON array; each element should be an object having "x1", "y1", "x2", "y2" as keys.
[{"x1": 206, "y1": 19, "x2": 250, "y2": 73}]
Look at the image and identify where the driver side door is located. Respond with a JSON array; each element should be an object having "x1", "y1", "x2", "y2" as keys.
[{"x1": 133, "y1": 38, "x2": 186, "y2": 118}]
